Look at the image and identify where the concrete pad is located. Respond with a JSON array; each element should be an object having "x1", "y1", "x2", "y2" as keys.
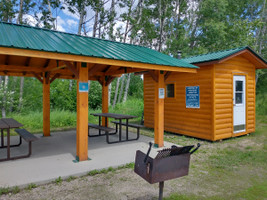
[{"x1": 0, "y1": 130, "x2": 175, "y2": 188}]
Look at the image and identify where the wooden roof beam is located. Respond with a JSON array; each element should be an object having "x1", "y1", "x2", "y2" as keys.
[
  {"x1": 0, "y1": 64, "x2": 44, "y2": 73},
  {"x1": 64, "y1": 61, "x2": 79, "y2": 78},
  {"x1": 50, "y1": 73, "x2": 60, "y2": 84},
  {"x1": 105, "y1": 76, "x2": 116, "y2": 86},
  {"x1": 32, "y1": 72, "x2": 43, "y2": 83},
  {"x1": 88, "y1": 64, "x2": 102, "y2": 75},
  {"x1": 25, "y1": 57, "x2": 31, "y2": 66},
  {"x1": 5, "y1": 55, "x2": 9, "y2": 65},
  {"x1": 104, "y1": 67, "x2": 146, "y2": 76},
  {"x1": 164, "y1": 71, "x2": 172, "y2": 81},
  {"x1": 134, "y1": 71, "x2": 148, "y2": 75},
  {"x1": 0, "y1": 47, "x2": 198, "y2": 73},
  {"x1": 105, "y1": 66, "x2": 120, "y2": 73},
  {"x1": 148, "y1": 70, "x2": 158, "y2": 82},
  {"x1": 43, "y1": 59, "x2": 51, "y2": 68}
]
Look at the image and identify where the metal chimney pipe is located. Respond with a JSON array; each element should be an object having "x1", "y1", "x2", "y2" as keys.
[{"x1": 177, "y1": 51, "x2": 182, "y2": 59}]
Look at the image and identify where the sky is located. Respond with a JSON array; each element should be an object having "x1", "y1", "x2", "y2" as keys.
[{"x1": 47, "y1": 1, "x2": 133, "y2": 37}]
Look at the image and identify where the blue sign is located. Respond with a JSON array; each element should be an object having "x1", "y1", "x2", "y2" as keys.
[
  {"x1": 79, "y1": 82, "x2": 88, "y2": 92},
  {"x1": 186, "y1": 86, "x2": 200, "y2": 108}
]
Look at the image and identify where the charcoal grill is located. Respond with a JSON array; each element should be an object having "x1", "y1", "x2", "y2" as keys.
[{"x1": 134, "y1": 142, "x2": 200, "y2": 200}]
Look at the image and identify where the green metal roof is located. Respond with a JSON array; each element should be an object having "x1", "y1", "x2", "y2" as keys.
[
  {"x1": 182, "y1": 46, "x2": 267, "y2": 64},
  {"x1": 0, "y1": 22, "x2": 197, "y2": 69}
]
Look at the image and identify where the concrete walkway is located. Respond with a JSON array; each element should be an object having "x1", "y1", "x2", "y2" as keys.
[{"x1": 0, "y1": 130, "x2": 174, "y2": 188}]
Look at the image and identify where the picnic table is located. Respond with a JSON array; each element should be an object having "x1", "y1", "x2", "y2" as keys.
[
  {"x1": 0, "y1": 118, "x2": 37, "y2": 162},
  {"x1": 89, "y1": 113, "x2": 141, "y2": 144}
]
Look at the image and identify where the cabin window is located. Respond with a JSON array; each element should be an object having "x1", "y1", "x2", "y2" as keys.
[
  {"x1": 235, "y1": 80, "x2": 243, "y2": 104},
  {"x1": 166, "y1": 83, "x2": 175, "y2": 98}
]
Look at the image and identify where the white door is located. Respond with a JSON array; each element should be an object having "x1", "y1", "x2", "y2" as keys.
[{"x1": 233, "y1": 75, "x2": 246, "y2": 133}]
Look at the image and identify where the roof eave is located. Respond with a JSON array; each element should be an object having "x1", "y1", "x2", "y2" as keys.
[
  {"x1": 0, "y1": 46, "x2": 198, "y2": 73},
  {"x1": 190, "y1": 48, "x2": 267, "y2": 69}
]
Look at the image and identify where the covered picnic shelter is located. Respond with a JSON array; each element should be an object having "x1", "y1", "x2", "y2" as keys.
[{"x1": 0, "y1": 22, "x2": 198, "y2": 161}]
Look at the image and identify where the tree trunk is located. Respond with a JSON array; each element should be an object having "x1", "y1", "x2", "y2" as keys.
[
  {"x1": 112, "y1": 78, "x2": 120, "y2": 108},
  {"x1": 17, "y1": 0, "x2": 24, "y2": 24},
  {"x1": 18, "y1": 77, "x2": 24, "y2": 112},
  {"x1": 9, "y1": 77, "x2": 18, "y2": 112},
  {"x1": 108, "y1": 84, "x2": 112, "y2": 106},
  {"x1": 93, "y1": 9, "x2": 99, "y2": 37},
  {"x1": 88, "y1": 80, "x2": 91, "y2": 92},
  {"x1": 47, "y1": 0, "x2": 56, "y2": 30},
  {"x1": 123, "y1": 74, "x2": 131, "y2": 103},
  {"x1": 118, "y1": 75, "x2": 125, "y2": 103},
  {"x1": 2, "y1": 76, "x2": 9, "y2": 118},
  {"x1": 78, "y1": 9, "x2": 85, "y2": 35},
  {"x1": 108, "y1": 0, "x2": 116, "y2": 40},
  {"x1": 69, "y1": 80, "x2": 73, "y2": 91}
]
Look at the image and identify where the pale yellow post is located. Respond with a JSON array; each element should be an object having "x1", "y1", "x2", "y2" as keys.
[
  {"x1": 154, "y1": 71, "x2": 164, "y2": 147},
  {"x1": 76, "y1": 62, "x2": 89, "y2": 161},
  {"x1": 43, "y1": 75, "x2": 50, "y2": 137},
  {"x1": 102, "y1": 77, "x2": 109, "y2": 127}
]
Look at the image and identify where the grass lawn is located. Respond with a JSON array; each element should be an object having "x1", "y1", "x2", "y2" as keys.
[{"x1": 161, "y1": 115, "x2": 267, "y2": 200}]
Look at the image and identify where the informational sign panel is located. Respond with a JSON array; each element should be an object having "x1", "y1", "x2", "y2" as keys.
[
  {"x1": 159, "y1": 88, "x2": 165, "y2": 99},
  {"x1": 186, "y1": 86, "x2": 200, "y2": 108},
  {"x1": 79, "y1": 82, "x2": 89, "y2": 92}
]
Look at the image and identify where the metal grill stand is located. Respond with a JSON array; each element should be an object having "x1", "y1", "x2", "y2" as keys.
[{"x1": 134, "y1": 142, "x2": 200, "y2": 200}]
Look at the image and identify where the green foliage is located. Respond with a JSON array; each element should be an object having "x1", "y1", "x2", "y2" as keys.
[
  {"x1": 27, "y1": 183, "x2": 37, "y2": 190},
  {"x1": 0, "y1": 187, "x2": 10, "y2": 195},
  {"x1": 12, "y1": 186, "x2": 20, "y2": 194},
  {"x1": 66, "y1": 176, "x2": 76, "y2": 182},
  {"x1": 54, "y1": 176, "x2": 63, "y2": 185},
  {"x1": 9, "y1": 110, "x2": 77, "y2": 133},
  {"x1": 110, "y1": 98, "x2": 144, "y2": 121}
]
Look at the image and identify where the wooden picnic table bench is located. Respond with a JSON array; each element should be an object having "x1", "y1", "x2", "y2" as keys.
[
  {"x1": 88, "y1": 123, "x2": 116, "y2": 137},
  {"x1": 15, "y1": 129, "x2": 38, "y2": 159},
  {"x1": 90, "y1": 113, "x2": 139, "y2": 144},
  {"x1": 111, "y1": 121, "x2": 144, "y2": 140}
]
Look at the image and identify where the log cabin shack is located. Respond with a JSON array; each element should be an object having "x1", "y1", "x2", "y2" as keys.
[{"x1": 144, "y1": 47, "x2": 267, "y2": 141}]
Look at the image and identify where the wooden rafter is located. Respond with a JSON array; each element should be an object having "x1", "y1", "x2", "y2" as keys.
[
  {"x1": 43, "y1": 59, "x2": 51, "y2": 68},
  {"x1": 64, "y1": 61, "x2": 79, "y2": 78},
  {"x1": 105, "y1": 76, "x2": 116, "y2": 86},
  {"x1": 134, "y1": 71, "x2": 148, "y2": 75},
  {"x1": 25, "y1": 57, "x2": 31, "y2": 66},
  {"x1": 88, "y1": 64, "x2": 100, "y2": 75},
  {"x1": 45, "y1": 63, "x2": 66, "y2": 72},
  {"x1": 96, "y1": 76, "x2": 103, "y2": 85},
  {"x1": 50, "y1": 73, "x2": 60, "y2": 83},
  {"x1": 45, "y1": 72, "x2": 51, "y2": 84},
  {"x1": 5, "y1": 55, "x2": 9, "y2": 65},
  {"x1": 0, "y1": 65, "x2": 44, "y2": 73},
  {"x1": 148, "y1": 70, "x2": 158, "y2": 82},
  {"x1": 104, "y1": 67, "x2": 146, "y2": 76},
  {"x1": 164, "y1": 71, "x2": 172, "y2": 81},
  {"x1": 103, "y1": 65, "x2": 111, "y2": 72},
  {"x1": 105, "y1": 66, "x2": 120, "y2": 73},
  {"x1": 32, "y1": 72, "x2": 43, "y2": 83}
]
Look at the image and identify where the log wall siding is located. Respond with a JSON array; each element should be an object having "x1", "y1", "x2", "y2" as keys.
[
  {"x1": 144, "y1": 55, "x2": 256, "y2": 141},
  {"x1": 214, "y1": 55, "x2": 256, "y2": 140},
  {"x1": 144, "y1": 65, "x2": 214, "y2": 141}
]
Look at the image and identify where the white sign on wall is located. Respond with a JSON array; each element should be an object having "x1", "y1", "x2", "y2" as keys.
[{"x1": 159, "y1": 88, "x2": 165, "y2": 99}]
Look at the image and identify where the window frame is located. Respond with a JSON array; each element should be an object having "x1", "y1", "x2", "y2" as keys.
[{"x1": 165, "y1": 82, "x2": 176, "y2": 99}]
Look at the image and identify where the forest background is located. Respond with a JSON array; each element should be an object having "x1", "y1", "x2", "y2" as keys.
[{"x1": 0, "y1": 0, "x2": 266, "y2": 127}]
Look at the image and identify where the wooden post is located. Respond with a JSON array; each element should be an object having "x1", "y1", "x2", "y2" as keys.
[
  {"x1": 154, "y1": 71, "x2": 164, "y2": 147},
  {"x1": 76, "y1": 62, "x2": 89, "y2": 161},
  {"x1": 102, "y1": 77, "x2": 109, "y2": 127},
  {"x1": 43, "y1": 74, "x2": 50, "y2": 137}
]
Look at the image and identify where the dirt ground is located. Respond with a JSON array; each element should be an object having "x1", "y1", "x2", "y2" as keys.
[{"x1": 1, "y1": 127, "x2": 266, "y2": 200}]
